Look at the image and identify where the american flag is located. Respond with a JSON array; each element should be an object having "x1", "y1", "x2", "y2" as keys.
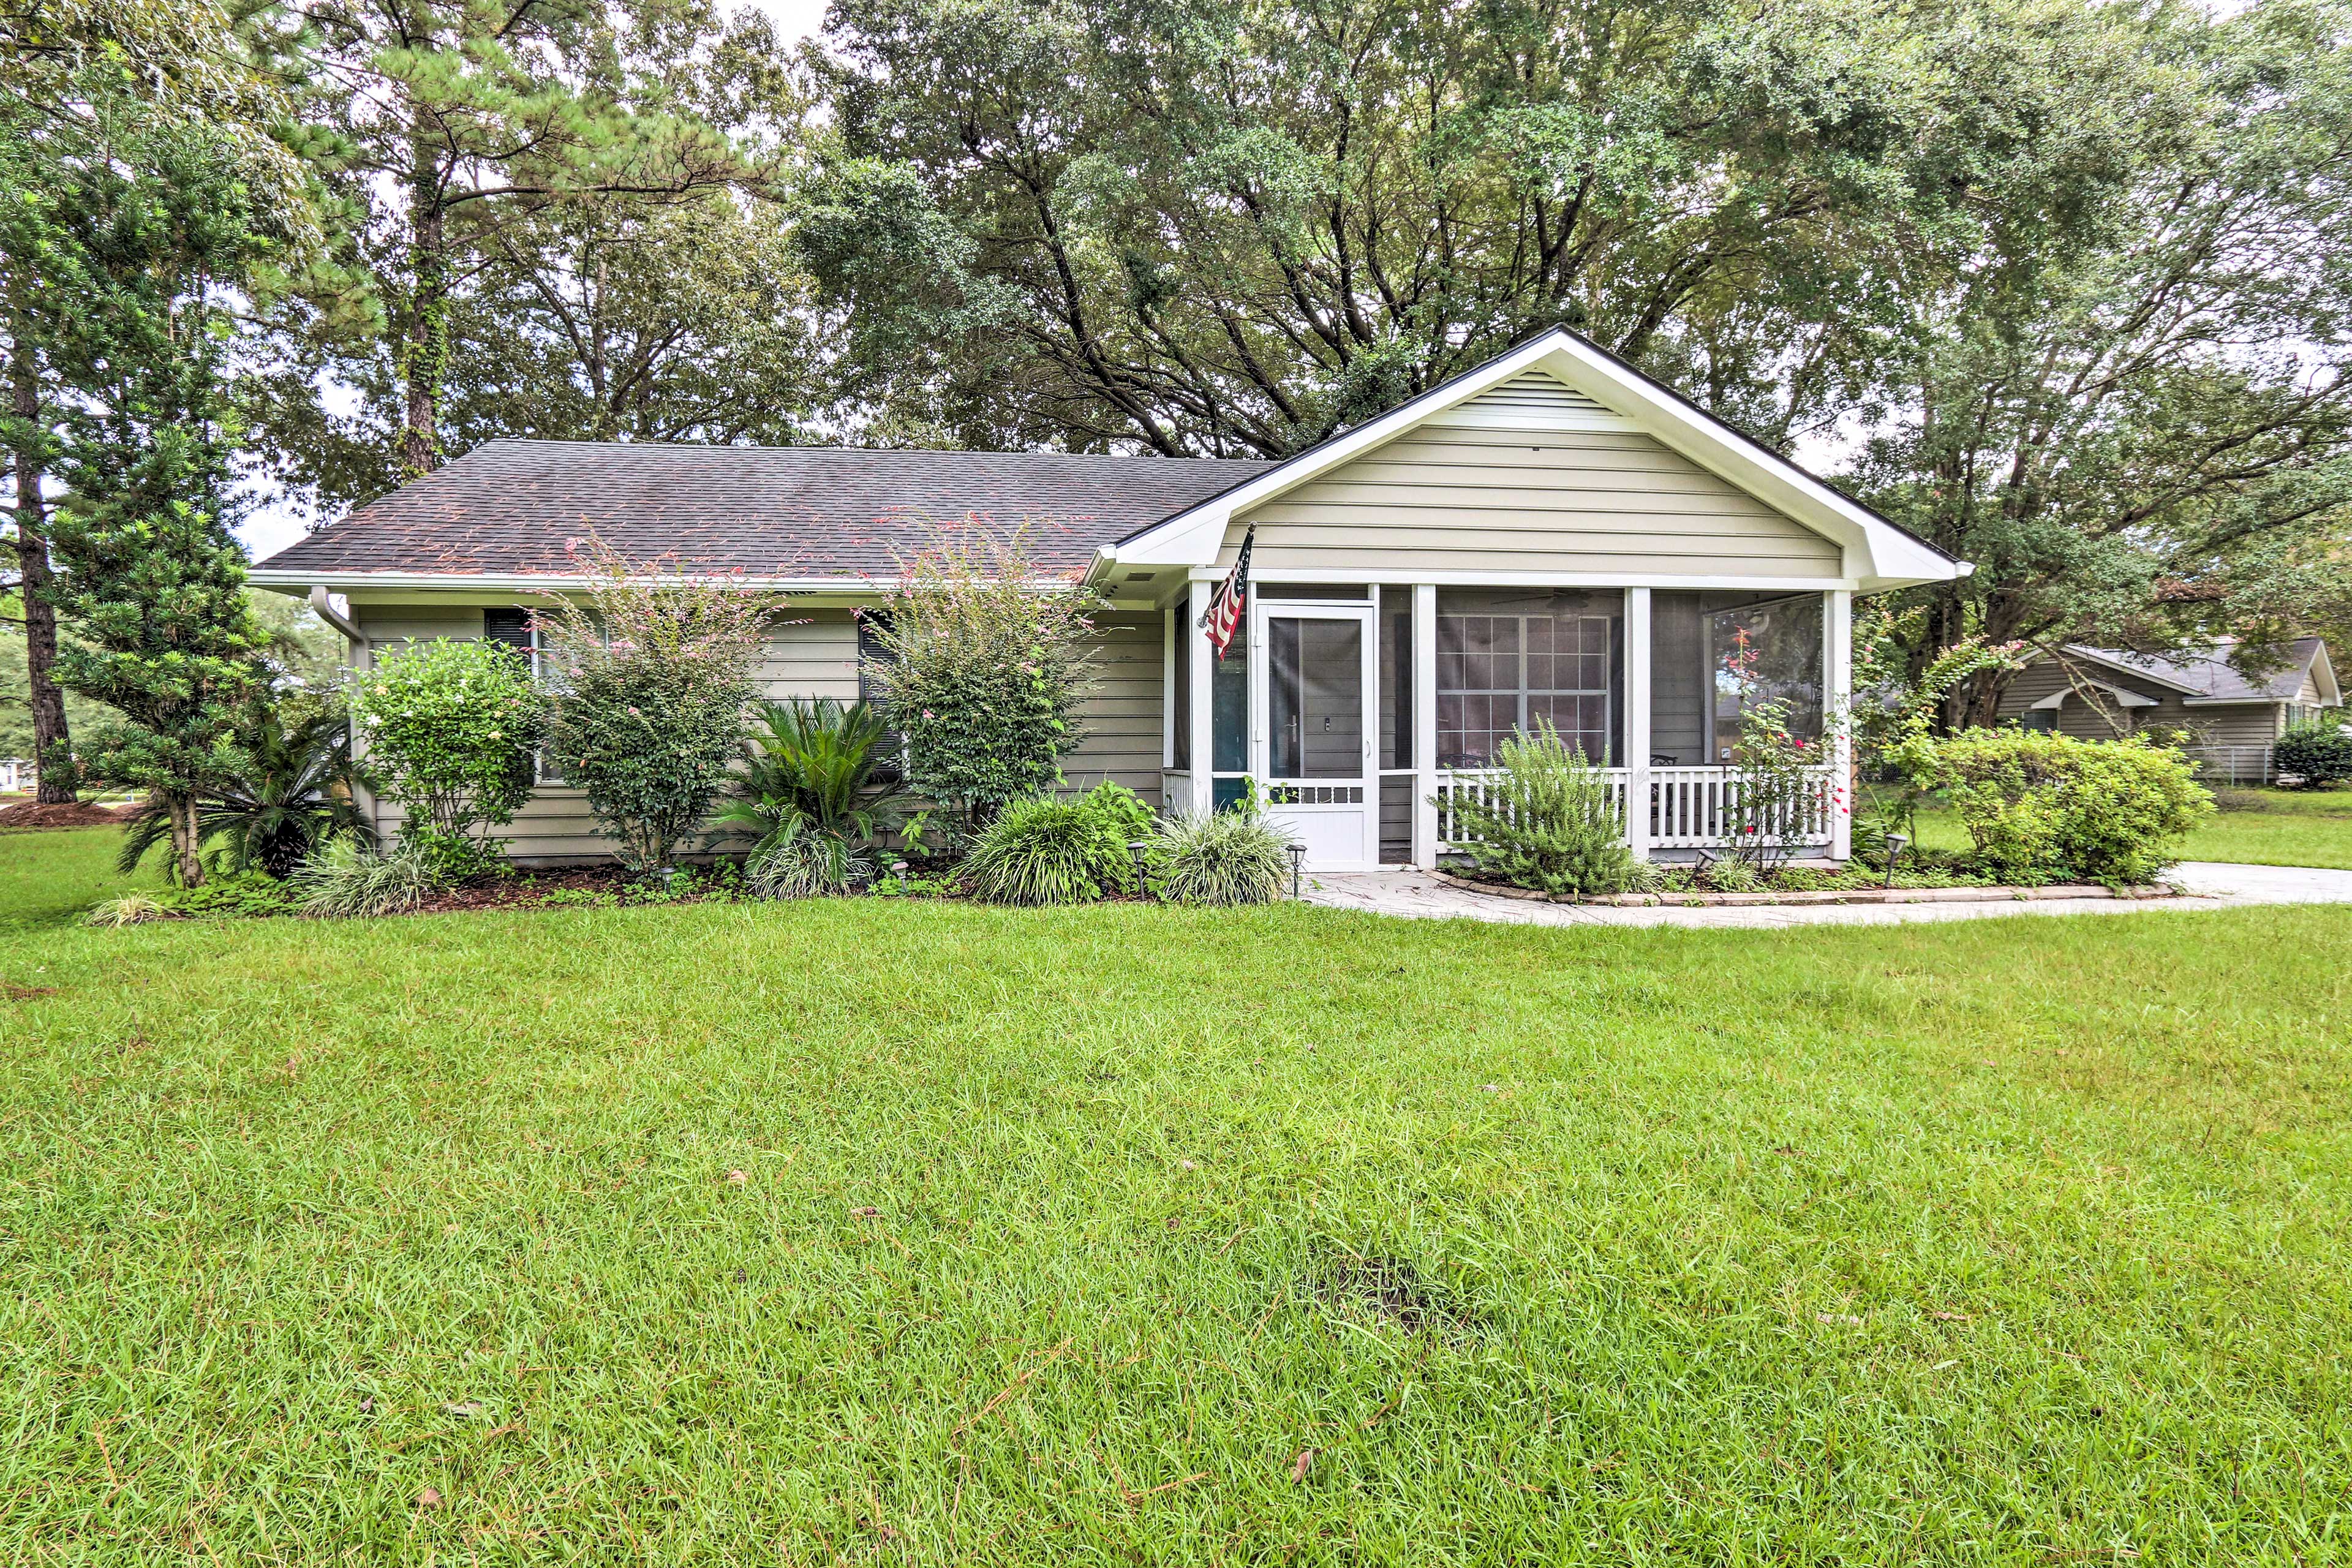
[{"x1": 1199, "y1": 527, "x2": 1254, "y2": 660}]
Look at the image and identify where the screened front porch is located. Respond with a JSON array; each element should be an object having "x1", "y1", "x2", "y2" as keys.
[{"x1": 1162, "y1": 582, "x2": 1853, "y2": 871}]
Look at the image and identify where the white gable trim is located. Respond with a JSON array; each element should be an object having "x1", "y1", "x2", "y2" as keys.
[
  {"x1": 2030, "y1": 679, "x2": 2157, "y2": 711},
  {"x1": 1100, "y1": 328, "x2": 1967, "y2": 593},
  {"x1": 2310, "y1": 642, "x2": 2340, "y2": 707}
]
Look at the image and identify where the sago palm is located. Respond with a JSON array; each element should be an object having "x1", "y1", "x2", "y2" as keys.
[
  {"x1": 710, "y1": 698, "x2": 910, "y2": 863},
  {"x1": 119, "y1": 701, "x2": 369, "y2": 879}
]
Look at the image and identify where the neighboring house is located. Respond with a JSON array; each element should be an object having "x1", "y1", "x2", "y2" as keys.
[
  {"x1": 1996, "y1": 639, "x2": 2342, "y2": 783},
  {"x1": 250, "y1": 328, "x2": 1967, "y2": 871}
]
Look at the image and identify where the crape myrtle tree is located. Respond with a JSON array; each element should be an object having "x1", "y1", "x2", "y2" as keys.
[
  {"x1": 862, "y1": 528, "x2": 1101, "y2": 831},
  {"x1": 535, "y1": 535, "x2": 772, "y2": 872}
]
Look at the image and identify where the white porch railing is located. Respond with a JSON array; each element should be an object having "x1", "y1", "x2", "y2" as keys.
[{"x1": 1434, "y1": 764, "x2": 1840, "y2": 854}]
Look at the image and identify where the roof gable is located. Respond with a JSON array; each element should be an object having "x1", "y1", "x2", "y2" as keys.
[
  {"x1": 2056, "y1": 639, "x2": 2336, "y2": 704},
  {"x1": 1102, "y1": 329, "x2": 1966, "y2": 592}
]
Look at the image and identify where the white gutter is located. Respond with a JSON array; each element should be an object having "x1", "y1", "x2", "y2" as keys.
[{"x1": 254, "y1": 570, "x2": 897, "y2": 594}]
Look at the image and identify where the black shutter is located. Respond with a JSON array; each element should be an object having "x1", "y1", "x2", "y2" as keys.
[
  {"x1": 483, "y1": 608, "x2": 531, "y2": 652},
  {"x1": 855, "y1": 612, "x2": 904, "y2": 783}
]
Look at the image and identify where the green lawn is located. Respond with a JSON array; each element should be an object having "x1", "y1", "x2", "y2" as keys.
[
  {"x1": 5, "y1": 827, "x2": 2351, "y2": 1562},
  {"x1": 1892, "y1": 785, "x2": 2352, "y2": 870}
]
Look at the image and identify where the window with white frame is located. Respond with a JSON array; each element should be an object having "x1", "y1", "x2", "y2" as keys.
[
  {"x1": 483, "y1": 608, "x2": 564, "y2": 785},
  {"x1": 1435, "y1": 590, "x2": 1620, "y2": 767}
]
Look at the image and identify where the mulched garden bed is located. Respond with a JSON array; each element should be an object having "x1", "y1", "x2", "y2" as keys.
[
  {"x1": 1431, "y1": 868, "x2": 2179, "y2": 907},
  {"x1": 0, "y1": 799, "x2": 136, "y2": 830}
]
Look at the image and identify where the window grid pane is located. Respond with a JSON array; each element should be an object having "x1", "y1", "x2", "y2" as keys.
[{"x1": 1436, "y1": 612, "x2": 1613, "y2": 767}]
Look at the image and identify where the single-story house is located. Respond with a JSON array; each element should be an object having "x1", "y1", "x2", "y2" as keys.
[
  {"x1": 1996, "y1": 639, "x2": 2341, "y2": 783},
  {"x1": 251, "y1": 328, "x2": 1969, "y2": 872}
]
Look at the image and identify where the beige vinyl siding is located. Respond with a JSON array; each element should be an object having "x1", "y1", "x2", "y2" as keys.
[
  {"x1": 1225, "y1": 420, "x2": 1843, "y2": 580},
  {"x1": 1063, "y1": 610, "x2": 1165, "y2": 806},
  {"x1": 1995, "y1": 662, "x2": 2285, "y2": 746},
  {"x1": 2187, "y1": 703, "x2": 2286, "y2": 747},
  {"x1": 351, "y1": 603, "x2": 482, "y2": 660}
]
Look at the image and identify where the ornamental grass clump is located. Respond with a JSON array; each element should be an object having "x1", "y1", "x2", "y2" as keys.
[
  {"x1": 537, "y1": 538, "x2": 774, "y2": 872},
  {"x1": 960, "y1": 787, "x2": 1140, "y2": 905},
  {"x1": 1441, "y1": 721, "x2": 1643, "y2": 897},
  {"x1": 745, "y1": 817, "x2": 872, "y2": 898},
  {"x1": 293, "y1": 840, "x2": 444, "y2": 919},
  {"x1": 1150, "y1": 805, "x2": 1291, "y2": 905},
  {"x1": 348, "y1": 638, "x2": 545, "y2": 879}
]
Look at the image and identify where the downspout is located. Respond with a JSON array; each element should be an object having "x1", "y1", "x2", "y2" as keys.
[
  {"x1": 308, "y1": 586, "x2": 377, "y2": 842},
  {"x1": 308, "y1": 584, "x2": 366, "y2": 647}
]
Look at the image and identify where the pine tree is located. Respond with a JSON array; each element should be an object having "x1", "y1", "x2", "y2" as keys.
[
  {"x1": 40, "y1": 110, "x2": 293, "y2": 885},
  {"x1": 51, "y1": 435, "x2": 266, "y2": 885}
]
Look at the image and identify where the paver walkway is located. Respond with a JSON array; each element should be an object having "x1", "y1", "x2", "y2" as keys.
[{"x1": 1300, "y1": 861, "x2": 2352, "y2": 930}]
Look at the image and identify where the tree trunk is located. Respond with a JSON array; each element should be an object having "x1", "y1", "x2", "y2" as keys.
[
  {"x1": 172, "y1": 792, "x2": 204, "y2": 887},
  {"x1": 399, "y1": 141, "x2": 447, "y2": 478},
  {"x1": 7, "y1": 331, "x2": 73, "y2": 801}
]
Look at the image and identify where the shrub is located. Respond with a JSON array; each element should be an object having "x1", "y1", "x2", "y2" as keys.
[
  {"x1": 1074, "y1": 780, "x2": 1155, "y2": 872},
  {"x1": 2276, "y1": 717, "x2": 2352, "y2": 788},
  {"x1": 295, "y1": 840, "x2": 445, "y2": 919},
  {"x1": 864, "y1": 529, "x2": 1101, "y2": 828},
  {"x1": 153, "y1": 872, "x2": 298, "y2": 919},
  {"x1": 1440, "y1": 721, "x2": 1644, "y2": 897},
  {"x1": 1906, "y1": 729, "x2": 2212, "y2": 883},
  {"x1": 349, "y1": 638, "x2": 545, "y2": 878},
  {"x1": 537, "y1": 539, "x2": 772, "y2": 872},
  {"x1": 961, "y1": 790, "x2": 1137, "y2": 905},
  {"x1": 1152, "y1": 805, "x2": 1290, "y2": 906},
  {"x1": 746, "y1": 816, "x2": 872, "y2": 898}
]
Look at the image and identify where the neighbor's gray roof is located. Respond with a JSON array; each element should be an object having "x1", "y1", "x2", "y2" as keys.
[
  {"x1": 2065, "y1": 638, "x2": 2329, "y2": 703},
  {"x1": 254, "y1": 439, "x2": 1276, "y2": 581}
]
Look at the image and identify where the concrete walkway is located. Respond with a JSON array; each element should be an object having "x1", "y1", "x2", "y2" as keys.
[{"x1": 1300, "y1": 861, "x2": 2352, "y2": 930}]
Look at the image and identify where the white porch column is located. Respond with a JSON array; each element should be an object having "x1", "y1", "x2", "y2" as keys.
[
  {"x1": 1186, "y1": 577, "x2": 1214, "y2": 818},
  {"x1": 1828, "y1": 588, "x2": 1853, "y2": 862},
  {"x1": 1624, "y1": 588, "x2": 1652, "y2": 860},
  {"x1": 1411, "y1": 582, "x2": 1439, "y2": 868}
]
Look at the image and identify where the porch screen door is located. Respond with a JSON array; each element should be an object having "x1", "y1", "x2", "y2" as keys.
[{"x1": 1259, "y1": 604, "x2": 1377, "y2": 872}]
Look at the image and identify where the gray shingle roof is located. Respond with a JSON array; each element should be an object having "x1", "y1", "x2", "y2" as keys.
[
  {"x1": 254, "y1": 439, "x2": 1276, "y2": 581},
  {"x1": 2067, "y1": 638, "x2": 2328, "y2": 702}
]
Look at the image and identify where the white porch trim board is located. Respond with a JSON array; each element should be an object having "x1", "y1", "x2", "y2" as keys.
[
  {"x1": 1828, "y1": 588, "x2": 1853, "y2": 862},
  {"x1": 1624, "y1": 587, "x2": 1653, "y2": 861},
  {"x1": 1411, "y1": 582, "x2": 1438, "y2": 869}
]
